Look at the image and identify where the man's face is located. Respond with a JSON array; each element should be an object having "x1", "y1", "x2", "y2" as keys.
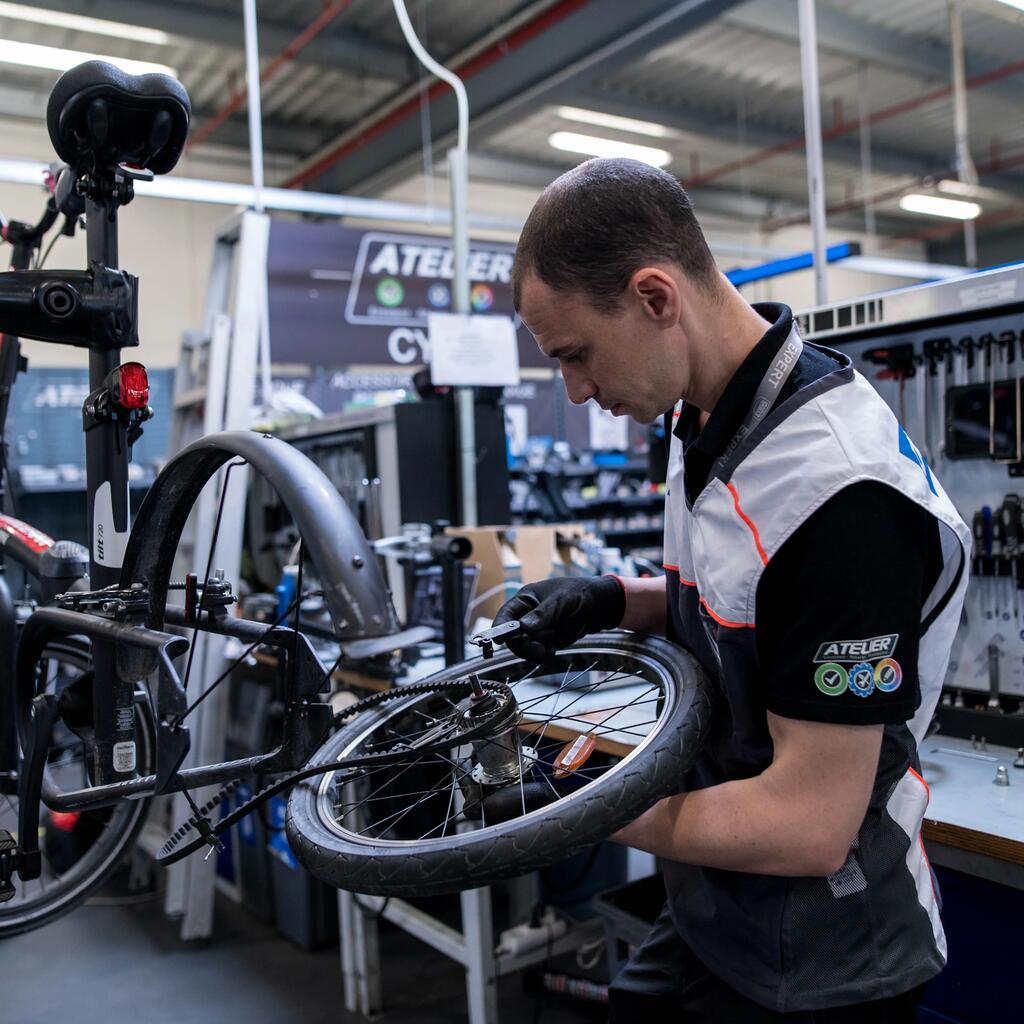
[{"x1": 518, "y1": 274, "x2": 677, "y2": 424}]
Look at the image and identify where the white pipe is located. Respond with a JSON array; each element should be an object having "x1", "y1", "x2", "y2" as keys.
[
  {"x1": 392, "y1": 0, "x2": 477, "y2": 527},
  {"x1": 857, "y1": 65, "x2": 876, "y2": 241},
  {"x1": 242, "y1": 0, "x2": 272, "y2": 418},
  {"x1": 390, "y1": 0, "x2": 468, "y2": 155},
  {"x1": 840, "y1": 255, "x2": 968, "y2": 280},
  {"x1": 798, "y1": 0, "x2": 829, "y2": 305},
  {"x1": 0, "y1": 160, "x2": 523, "y2": 231},
  {"x1": 242, "y1": 0, "x2": 265, "y2": 212},
  {"x1": 949, "y1": 0, "x2": 978, "y2": 267}
]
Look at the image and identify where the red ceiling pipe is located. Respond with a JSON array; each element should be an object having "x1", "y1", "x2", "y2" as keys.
[
  {"x1": 187, "y1": 0, "x2": 355, "y2": 152},
  {"x1": 683, "y1": 57, "x2": 1024, "y2": 191},
  {"x1": 282, "y1": 0, "x2": 592, "y2": 190}
]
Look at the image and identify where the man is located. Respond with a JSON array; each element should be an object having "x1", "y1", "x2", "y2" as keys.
[{"x1": 495, "y1": 158, "x2": 970, "y2": 1021}]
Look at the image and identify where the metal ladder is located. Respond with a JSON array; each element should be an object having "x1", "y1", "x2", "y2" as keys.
[{"x1": 157, "y1": 208, "x2": 271, "y2": 940}]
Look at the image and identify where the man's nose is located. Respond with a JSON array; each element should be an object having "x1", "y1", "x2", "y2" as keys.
[{"x1": 563, "y1": 366, "x2": 596, "y2": 405}]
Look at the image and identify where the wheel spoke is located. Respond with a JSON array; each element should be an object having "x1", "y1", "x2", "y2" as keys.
[
  {"x1": 359, "y1": 761, "x2": 463, "y2": 837},
  {"x1": 311, "y1": 647, "x2": 683, "y2": 851},
  {"x1": 415, "y1": 767, "x2": 462, "y2": 842},
  {"x1": 332, "y1": 749, "x2": 475, "y2": 834}
]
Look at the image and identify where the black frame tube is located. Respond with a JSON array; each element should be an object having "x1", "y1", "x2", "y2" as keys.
[
  {"x1": 82, "y1": 196, "x2": 135, "y2": 785},
  {"x1": 0, "y1": 571, "x2": 17, "y2": 793}
]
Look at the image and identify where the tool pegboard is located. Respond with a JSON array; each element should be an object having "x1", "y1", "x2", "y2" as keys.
[{"x1": 799, "y1": 266, "x2": 1024, "y2": 699}]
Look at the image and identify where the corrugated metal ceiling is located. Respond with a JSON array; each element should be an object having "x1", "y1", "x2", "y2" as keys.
[{"x1": 0, "y1": 0, "x2": 1021, "y2": 241}]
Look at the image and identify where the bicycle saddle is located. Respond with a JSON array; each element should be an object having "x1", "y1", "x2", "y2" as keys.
[{"x1": 47, "y1": 61, "x2": 191, "y2": 177}]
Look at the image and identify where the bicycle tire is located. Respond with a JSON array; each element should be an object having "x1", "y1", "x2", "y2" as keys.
[
  {"x1": 0, "y1": 639, "x2": 154, "y2": 938},
  {"x1": 286, "y1": 632, "x2": 711, "y2": 897}
]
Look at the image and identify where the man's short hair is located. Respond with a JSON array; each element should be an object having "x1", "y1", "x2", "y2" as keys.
[{"x1": 512, "y1": 158, "x2": 719, "y2": 313}]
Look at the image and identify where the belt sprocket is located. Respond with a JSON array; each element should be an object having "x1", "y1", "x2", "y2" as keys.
[{"x1": 156, "y1": 677, "x2": 515, "y2": 865}]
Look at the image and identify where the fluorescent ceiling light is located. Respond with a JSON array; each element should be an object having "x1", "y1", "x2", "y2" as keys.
[
  {"x1": 937, "y1": 178, "x2": 978, "y2": 197},
  {"x1": 0, "y1": 2, "x2": 169, "y2": 45},
  {"x1": 899, "y1": 193, "x2": 982, "y2": 220},
  {"x1": 0, "y1": 39, "x2": 175, "y2": 77},
  {"x1": 556, "y1": 105, "x2": 669, "y2": 138},
  {"x1": 548, "y1": 131, "x2": 672, "y2": 168}
]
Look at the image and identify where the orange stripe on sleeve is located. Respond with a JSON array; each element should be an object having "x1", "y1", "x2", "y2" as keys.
[
  {"x1": 663, "y1": 563, "x2": 697, "y2": 587},
  {"x1": 699, "y1": 597, "x2": 754, "y2": 629},
  {"x1": 726, "y1": 481, "x2": 769, "y2": 566}
]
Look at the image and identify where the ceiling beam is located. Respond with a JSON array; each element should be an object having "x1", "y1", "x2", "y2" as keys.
[
  {"x1": 293, "y1": 0, "x2": 748, "y2": 196},
  {"x1": 17, "y1": 0, "x2": 412, "y2": 82},
  {"x1": 0, "y1": 83, "x2": 321, "y2": 157},
  {"x1": 568, "y1": 87, "x2": 939, "y2": 181},
  {"x1": 567, "y1": 86, "x2": 1024, "y2": 201},
  {"x1": 727, "y1": 0, "x2": 1022, "y2": 107},
  {"x1": 467, "y1": 152, "x2": 567, "y2": 189},
  {"x1": 458, "y1": 150, "x2": 912, "y2": 237}
]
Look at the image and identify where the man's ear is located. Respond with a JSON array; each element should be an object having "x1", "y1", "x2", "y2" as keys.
[{"x1": 629, "y1": 267, "x2": 678, "y2": 323}]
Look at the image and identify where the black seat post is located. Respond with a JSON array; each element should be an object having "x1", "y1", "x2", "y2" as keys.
[{"x1": 83, "y1": 193, "x2": 128, "y2": 592}]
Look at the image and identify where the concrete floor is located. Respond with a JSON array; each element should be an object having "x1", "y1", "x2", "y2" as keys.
[{"x1": 0, "y1": 879, "x2": 607, "y2": 1024}]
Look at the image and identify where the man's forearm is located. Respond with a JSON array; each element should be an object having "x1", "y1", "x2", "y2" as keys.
[
  {"x1": 611, "y1": 776, "x2": 847, "y2": 877},
  {"x1": 611, "y1": 716, "x2": 882, "y2": 877},
  {"x1": 616, "y1": 574, "x2": 667, "y2": 634}
]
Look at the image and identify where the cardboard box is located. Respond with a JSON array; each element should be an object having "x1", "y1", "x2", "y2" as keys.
[
  {"x1": 446, "y1": 526, "x2": 522, "y2": 620},
  {"x1": 446, "y1": 524, "x2": 592, "y2": 620}
]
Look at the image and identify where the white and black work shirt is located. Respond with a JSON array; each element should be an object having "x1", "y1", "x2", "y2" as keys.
[{"x1": 660, "y1": 302, "x2": 970, "y2": 1012}]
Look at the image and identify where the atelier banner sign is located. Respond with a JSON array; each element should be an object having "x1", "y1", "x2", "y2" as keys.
[{"x1": 267, "y1": 221, "x2": 547, "y2": 368}]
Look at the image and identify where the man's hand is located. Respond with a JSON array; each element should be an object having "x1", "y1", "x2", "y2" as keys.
[{"x1": 493, "y1": 576, "x2": 626, "y2": 662}]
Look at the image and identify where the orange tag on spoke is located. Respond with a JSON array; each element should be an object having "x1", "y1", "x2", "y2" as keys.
[{"x1": 553, "y1": 734, "x2": 596, "y2": 778}]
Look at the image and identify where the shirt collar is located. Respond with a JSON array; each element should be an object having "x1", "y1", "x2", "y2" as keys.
[{"x1": 673, "y1": 301, "x2": 795, "y2": 458}]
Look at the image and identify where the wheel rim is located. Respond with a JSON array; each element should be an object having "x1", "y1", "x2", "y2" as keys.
[
  {"x1": 313, "y1": 644, "x2": 678, "y2": 847},
  {"x1": 0, "y1": 646, "x2": 149, "y2": 928}
]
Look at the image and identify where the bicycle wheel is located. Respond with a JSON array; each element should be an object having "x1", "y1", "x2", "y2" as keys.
[
  {"x1": 286, "y1": 632, "x2": 710, "y2": 897},
  {"x1": 0, "y1": 639, "x2": 154, "y2": 938}
]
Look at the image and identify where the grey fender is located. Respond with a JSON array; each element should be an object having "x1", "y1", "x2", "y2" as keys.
[{"x1": 121, "y1": 430, "x2": 398, "y2": 642}]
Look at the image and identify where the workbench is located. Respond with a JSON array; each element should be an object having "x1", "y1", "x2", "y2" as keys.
[
  {"x1": 919, "y1": 734, "x2": 1022, "y2": 1024},
  {"x1": 920, "y1": 733, "x2": 1024, "y2": 888}
]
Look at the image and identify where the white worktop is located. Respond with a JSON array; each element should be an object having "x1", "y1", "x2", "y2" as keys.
[{"x1": 919, "y1": 734, "x2": 1024, "y2": 844}]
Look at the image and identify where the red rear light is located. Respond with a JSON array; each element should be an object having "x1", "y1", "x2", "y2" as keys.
[
  {"x1": 116, "y1": 362, "x2": 149, "y2": 410},
  {"x1": 48, "y1": 811, "x2": 81, "y2": 833}
]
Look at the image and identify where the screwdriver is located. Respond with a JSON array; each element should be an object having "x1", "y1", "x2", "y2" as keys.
[
  {"x1": 973, "y1": 510, "x2": 986, "y2": 620},
  {"x1": 1001, "y1": 495, "x2": 1021, "y2": 621}
]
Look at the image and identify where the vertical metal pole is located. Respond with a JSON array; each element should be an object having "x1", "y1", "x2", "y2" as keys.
[
  {"x1": 798, "y1": 0, "x2": 828, "y2": 306},
  {"x1": 857, "y1": 65, "x2": 876, "y2": 242},
  {"x1": 441, "y1": 548, "x2": 466, "y2": 666},
  {"x1": 949, "y1": 0, "x2": 978, "y2": 267},
  {"x1": 242, "y1": 0, "x2": 274, "y2": 411},
  {"x1": 242, "y1": 0, "x2": 264, "y2": 213},
  {"x1": 460, "y1": 887, "x2": 498, "y2": 1024},
  {"x1": 449, "y1": 147, "x2": 478, "y2": 527}
]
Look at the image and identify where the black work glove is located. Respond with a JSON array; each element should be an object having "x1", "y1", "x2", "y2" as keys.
[{"x1": 493, "y1": 575, "x2": 626, "y2": 663}]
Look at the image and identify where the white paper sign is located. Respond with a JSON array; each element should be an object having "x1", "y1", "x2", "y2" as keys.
[
  {"x1": 428, "y1": 313, "x2": 520, "y2": 387},
  {"x1": 588, "y1": 402, "x2": 629, "y2": 451}
]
